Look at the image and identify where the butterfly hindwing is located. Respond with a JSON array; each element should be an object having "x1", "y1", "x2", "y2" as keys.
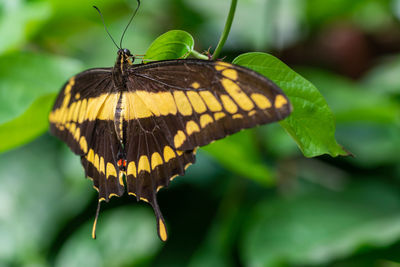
[
  {"x1": 80, "y1": 120, "x2": 125, "y2": 201},
  {"x1": 126, "y1": 59, "x2": 291, "y2": 151},
  {"x1": 123, "y1": 107, "x2": 196, "y2": 202}
]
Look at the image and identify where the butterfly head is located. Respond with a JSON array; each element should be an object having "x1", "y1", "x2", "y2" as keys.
[{"x1": 118, "y1": 48, "x2": 134, "y2": 65}]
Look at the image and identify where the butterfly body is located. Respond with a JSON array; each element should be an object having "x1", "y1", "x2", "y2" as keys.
[{"x1": 49, "y1": 48, "x2": 292, "y2": 241}]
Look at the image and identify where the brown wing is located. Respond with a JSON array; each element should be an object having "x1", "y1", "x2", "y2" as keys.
[
  {"x1": 49, "y1": 68, "x2": 124, "y2": 202},
  {"x1": 126, "y1": 59, "x2": 292, "y2": 151},
  {"x1": 48, "y1": 67, "x2": 197, "y2": 241},
  {"x1": 49, "y1": 59, "x2": 292, "y2": 242}
]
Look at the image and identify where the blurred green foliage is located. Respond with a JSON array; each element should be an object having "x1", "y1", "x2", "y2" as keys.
[{"x1": 1, "y1": 0, "x2": 400, "y2": 266}]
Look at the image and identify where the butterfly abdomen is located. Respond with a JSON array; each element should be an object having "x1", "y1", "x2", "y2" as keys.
[{"x1": 114, "y1": 92, "x2": 125, "y2": 143}]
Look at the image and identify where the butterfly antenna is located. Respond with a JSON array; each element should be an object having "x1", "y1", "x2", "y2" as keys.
[
  {"x1": 120, "y1": 0, "x2": 141, "y2": 48},
  {"x1": 93, "y1": 6, "x2": 120, "y2": 50}
]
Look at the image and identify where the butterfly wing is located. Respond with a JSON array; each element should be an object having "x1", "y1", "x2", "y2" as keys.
[
  {"x1": 49, "y1": 68, "x2": 125, "y2": 201},
  {"x1": 49, "y1": 59, "x2": 292, "y2": 242},
  {"x1": 126, "y1": 59, "x2": 291, "y2": 151}
]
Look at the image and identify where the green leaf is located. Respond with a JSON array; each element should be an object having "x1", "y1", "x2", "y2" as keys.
[
  {"x1": 298, "y1": 68, "x2": 400, "y2": 166},
  {"x1": 362, "y1": 54, "x2": 400, "y2": 95},
  {"x1": 55, "y1": 207, "x2": 161, "y2": 267},
  {"x1": 0, "y1": 52, "x2": 82, "y2": 124},
  {"x1": 242, "y1": 181, "x2": 400, "y2": 266},
  {"x1": 298, "y1": 68, "x2": 400, "y2": 124},
  {"x1": 0, "y1": 1, "x2": 51, "y2": 54},
  {"x1": 0, "y1": 136, "x2": 91, "y2": 265},
  {"x1": 144, "y1": 30, "x2": 194, "y2": 62},
  {"x1": 0, "y1": 52, "x2": 82, "y2": 152},
  {"x1": 233, "y1": 52, "x2": 347, "y2": 158},
  {"x1": 203, "y1": 130, "x2": 274, "y2": 186},
  {"x1": 0, "y1": 93, "x2": 56, "y2": 153}
]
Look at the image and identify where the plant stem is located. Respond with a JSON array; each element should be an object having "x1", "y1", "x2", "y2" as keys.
[
  {"x1": 190, "y1": 49, "x2": 209, "y2": 60},
  {"x1": 212, "y1": 0, "x2": 238, "y2": 60}
]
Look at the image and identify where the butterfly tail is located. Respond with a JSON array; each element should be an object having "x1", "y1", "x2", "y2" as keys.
[{"x1": 150, "y1": 197, "x2": 168, "y2": 242}]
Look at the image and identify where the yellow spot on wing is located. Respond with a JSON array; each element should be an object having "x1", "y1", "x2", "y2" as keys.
[
  {"x1": 94, "y1": 154, "x2": 99, "y2": 171},
  {"x1": 191, "y1": 82, "x2": 200, "y2": 89},
  {"x1": 186, "y1": 92, "x2": 207, "y2": 113},
  {"x1": 87, "y1": 94, "x2": 108, "y2": 120},
  {"x1": 222, "y1": 69, "x2": 238, "y2": 80},
  {"x1": 97, "y1": 93, "x2": 118, "y2": 120},
  {"x1": 151, "y1": 92, "x2": 177, "y2": 116},
  {"x1": 69, "y1": 123, "x2": 76, "y2": 135},
  {"x1": 275, "y1": 94, "x2": 288, "y2": 108},
  {"x1": 173, "y1": 91, "x2": 193, "y2": 116},
  {"x1": 174, "y1": 130, "x2": 187, "y2": 148},
  {"x1": 127, "y1": 161, "x2": 137, "y2": 178},
  {"x1": 186, "y1": 121, "x2": 200, "y2": 135},
  {"x1": 64, "y1": 77, "x2": 75, "y2": 95},
  {"x1": 125, "y1": 92, "x2": 153, "y2": 119},
  {"x1": 136, "y1": 91, "x2": 161, "y2": 116},
  {"x1": 199, "y1": 91, "x2": 222, "y2": 112},
  {"x1": 184, "y1": 162, "x2": 192, "y2": 170},
  {"x1": 75, "y1": 93, "x2": 80, "y2": 100},
  {"x1": 151, "y1": 152, "x2": 163, "y2": 170},
  {"x1": 78, "y1": 99, "x2": 87, "y2": 123},
  {"x1": 67, "y1": 102, "x2": 76, "y2": 122},
  {"x1": 222, "y1": 78, "x2": 254, "y2": 111},
  {"x1": 87, "y1": 149, "x2": 95, "y2": 163},
  {"x1": 79, "y1": 137, "x2": 88, "y2": 154},
  {"x1": 214, "y1": 112, "x2": 226, "y2": 120},
  {"x1": 215, "y1": 61, "x2": 231, "y2": 71},
  {"x1": 233, "y1": 114, "x2": 243, "y2": 119},
  {"x1": 61, "y1": 95, "x2": 71, "y2": 116},
  {"x1": 106, "y1": 162, "x2": 117, "y2": 178},
  {"x1": 72, "y1": 100, "x2": 81, "y2": 122},
  {"x1": 159, "y1": 218, "x2": 168, "y2": 242},
  {"x1": 251, "y1": 93, "x2": 272, "y2": 109},
  {"x1": 248, "y1": 110, "x2": 257, "y2": 116},
  {"x1": 140, "y1": 197, "x2": 149, "y2": 203},
  {"x1": 60, "y1": 107, "x2": 69, "y2": 124},
  {"x1": 220, "y1": 94, "x2": 238, "y2": 114},
  {"x1": 73, "y1": 127, "x2": 80, "y2": 141},
  {"x1": 200, "y1": 114, "x2": 213, "y2": 128},
  {"x1": 163, "y1": 146, "x2": 175, "y2": 162},
  {"x1": 99, "y1": 157, "x2": 105, "y2": 174},
  {"x1": 138, "y1": 156, "x2": 150, "y2": 173}
]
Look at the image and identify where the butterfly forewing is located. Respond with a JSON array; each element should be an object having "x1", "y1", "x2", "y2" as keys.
[{"x1": 126, "y1": 60, "x2": 291, "y2": 151}]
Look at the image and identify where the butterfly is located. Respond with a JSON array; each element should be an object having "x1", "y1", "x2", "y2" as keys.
[{"x1": 49, "y1": 3, "x2": 292, "y2": 242}]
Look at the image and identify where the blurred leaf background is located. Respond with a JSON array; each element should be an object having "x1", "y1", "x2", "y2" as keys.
[{"x1": 1, "y1": 0, "x2": 400, "y2": 266}]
